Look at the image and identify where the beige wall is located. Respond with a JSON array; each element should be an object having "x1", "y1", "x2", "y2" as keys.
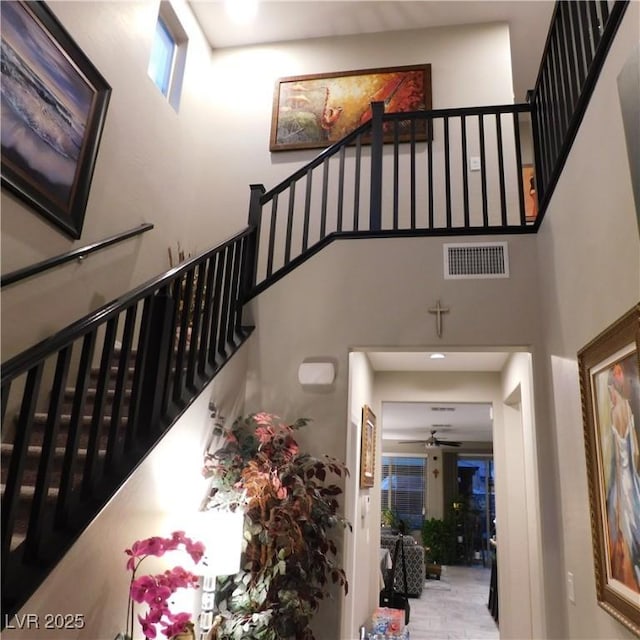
[
  {"x1": 535, "y1": 3, "x2": 640, "y2": 639},
  {"x1": 499, "y1": 352, "x2": 541, "y2": 639},
  {"x1": 343, "y1": 352, "x2": 377, "y2": 637},
  {"x1": 243, "y1": 225, "x2": 540, "y2": 639},
  {"x1": 1, "y1": 17, "x2": 517, "y2": 362},
  {"x1": 1, "y1": 0, "x2": 239, "y2": 360}
]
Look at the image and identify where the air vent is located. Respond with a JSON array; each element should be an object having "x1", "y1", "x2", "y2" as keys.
[
  {"x1": 444, "y1": 242, "x2": 509, "y2": 279},
  {"x1": 432, "y1": 407, "x2": 455, "y2": 412}
]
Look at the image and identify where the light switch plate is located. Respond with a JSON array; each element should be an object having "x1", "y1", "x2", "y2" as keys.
[
  {"x1": 469, "y1": 156, "x2": 481, "y2": 171},
  {"x1": 567, "y1": 572, "x2": 575, "y2": 604}
]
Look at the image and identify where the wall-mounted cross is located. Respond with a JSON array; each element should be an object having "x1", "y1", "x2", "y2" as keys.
[{"x1": 428, "y1": 300, "x2": 450, "y2": 338}]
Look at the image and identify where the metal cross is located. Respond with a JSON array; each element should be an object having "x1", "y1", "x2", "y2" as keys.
[{"x1": 428, "y1": 300, "x2": 450, "y2": 338}]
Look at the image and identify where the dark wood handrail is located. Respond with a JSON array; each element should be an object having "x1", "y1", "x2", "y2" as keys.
[
  {"x1": 262, "y1": 123, "x2": 372, "y2": 202},
  {"x1": 1, "y1": 223, "x2": 154, "y2": 288},
  {"x1": 1, "y1": 224, "x2": 254, "y2": 618},
  {"x1": 261, "y1": 103, "x2": 531, "y2": 204},
  {"x1": 530, "y1": 0, "x2": 629, "y2": 218},
  {"x1": 1, "y1": 226, "x2": 253, "y2": 382}
]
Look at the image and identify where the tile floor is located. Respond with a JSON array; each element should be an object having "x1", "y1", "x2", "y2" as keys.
[{"x1": 407, "y1": 565, "x2": 499, "y2": 640}]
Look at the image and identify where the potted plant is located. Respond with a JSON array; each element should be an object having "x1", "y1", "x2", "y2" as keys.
[
  {"x1": 380, "y1": 508, "x2": 398, "y2": 531},
  {"x1": 421, "y1": 517, "x2": 456, "y2": 579},
  {"x1": 202, "y1": 412, "x2": 350, "y2": 640}
]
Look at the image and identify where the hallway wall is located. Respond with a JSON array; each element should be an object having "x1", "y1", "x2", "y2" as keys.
[
  {"x1": 535, "y1": 3, "x2": 640, "y2": 638},
  {"x1": 244, "y1": 233, "x2": 540, "y2": 639}
]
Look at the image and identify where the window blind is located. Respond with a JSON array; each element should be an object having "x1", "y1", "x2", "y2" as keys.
[{"x1": 381, "y1": 456, "x2": 426, "y2": 531}]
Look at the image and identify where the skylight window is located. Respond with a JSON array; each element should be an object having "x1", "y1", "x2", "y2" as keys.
[
  {"x1": 149, "y1": 17, "x2": 175, "y2": 97},
  {"x1": 148, "y1": 2, "x2": 188, "y2": 111}
]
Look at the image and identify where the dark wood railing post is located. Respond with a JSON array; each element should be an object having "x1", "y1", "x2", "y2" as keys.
[
  {"x1": 369, "y1": 101, "x2": 384, "y2": 231},
  {"x1": 241, "y1": 184, "x2": 265, "y2": 301},
  {"x1": 136, "y1": 292, "x2": 175, "y2": 441}
]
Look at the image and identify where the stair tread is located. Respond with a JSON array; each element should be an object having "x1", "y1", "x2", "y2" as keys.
[
  {"x1": 1, "y1": 484, "x2": 59, "y2": 498},
  {"x1": 1, "y1": 443, "x2": 107, "y2": 457},
  {"x1": 32, "y1": 413, "x2": 128, "y2": 424}
]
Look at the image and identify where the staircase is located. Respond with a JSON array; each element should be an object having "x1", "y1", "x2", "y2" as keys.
[
  {"x1": 1, "y1": 228, "x2": 254, "y2": 620},
  {"x1": 1, "y1": 349, "x2": 134, "y2": 555}
]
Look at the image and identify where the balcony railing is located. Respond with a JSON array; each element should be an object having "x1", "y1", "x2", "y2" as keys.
[
  {"x1": 246, "y1": 101, "x2": 535, "y2": 298},
  {"x1": 530, "y1": 0, "x2": 629, "y2": 209}
]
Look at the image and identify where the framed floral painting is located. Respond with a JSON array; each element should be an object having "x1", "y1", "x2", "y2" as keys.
[{"x1": 578, "y1": 304, "x2": 640, "y2": 635}]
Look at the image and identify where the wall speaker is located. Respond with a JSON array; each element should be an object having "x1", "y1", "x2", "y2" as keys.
[{"x1": 298, "y1": 361, "x2": 335, "y2": 386}]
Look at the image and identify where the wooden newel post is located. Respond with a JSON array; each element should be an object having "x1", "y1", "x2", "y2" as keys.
[
  {"x1": 242, "y1": 184, "x2": 265, "y2": 301},
  {"x1": 369, "y1": 101, "x2": 384, "y2": 231}
]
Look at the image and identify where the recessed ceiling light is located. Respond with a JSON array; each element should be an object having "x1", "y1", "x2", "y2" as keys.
[
  {"x1": 225, "y1": 0, "x2": 258, "y2": 24},
  {"x1": 430, "y1": 353, "x2": 446, "y2": 359}
]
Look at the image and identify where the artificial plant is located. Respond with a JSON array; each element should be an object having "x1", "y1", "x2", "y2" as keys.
[{"x1": 202, "y1": 412, "x2": 350, "y2": 640}]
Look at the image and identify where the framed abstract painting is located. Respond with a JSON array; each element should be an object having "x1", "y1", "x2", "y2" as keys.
[
  {"x1": 1, "y1": 1, "x2": 111, "y2": 238},
  {"x1": 360, "y1": 404, "x2": 377, "y2": 489},
  {"x1": 270, "y1": 64, "x2": 431, "y2": 152},
  {"x1": 578, "y1": 304, "x2": 640, "y2": 635}
]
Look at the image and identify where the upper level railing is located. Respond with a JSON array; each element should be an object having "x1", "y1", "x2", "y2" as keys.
[
  {"x1": 530, "y1": 0, "x2": 629, "y2": 210},
  {"x1": 1, "y1": 228, "x2": 254, "y2": 619},
  {"x1": 246, "y1": 101, "x2": 535, "y2": 298}
]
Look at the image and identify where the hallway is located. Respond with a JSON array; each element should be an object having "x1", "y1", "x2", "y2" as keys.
[{"x1": 408, "y1": 565, "x2": 499, "y2": 640}]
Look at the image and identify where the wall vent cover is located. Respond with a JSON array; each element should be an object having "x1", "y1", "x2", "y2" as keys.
[{"x1": 444, "y1": 242, "x2": 509, "y2": 279}]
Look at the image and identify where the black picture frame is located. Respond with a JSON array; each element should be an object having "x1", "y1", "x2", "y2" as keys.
[{"x1": 1, "y1": 1, "x2": 111, "y2": 239}]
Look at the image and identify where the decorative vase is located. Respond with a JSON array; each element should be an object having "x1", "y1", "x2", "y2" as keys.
[{"x1": 171, "y1": 622, "x2": 196, "y2": 640}]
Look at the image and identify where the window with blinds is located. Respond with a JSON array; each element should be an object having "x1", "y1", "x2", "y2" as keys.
[{"x1": 381, "y1": 456, "x2": 427, "y2": 531}]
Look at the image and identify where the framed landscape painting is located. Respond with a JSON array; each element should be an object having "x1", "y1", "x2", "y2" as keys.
[
  {"x1": 578, "y1": 304, "x2": 640, "y2": 635},
  {"x1": 270, "y1": 64, "x2": 431, "y2": 152},
  {"x1": 1, "y1": 1, "x2": 111, "y2": 239}
]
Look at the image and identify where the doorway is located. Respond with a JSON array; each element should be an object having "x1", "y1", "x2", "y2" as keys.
[{"x1": 343, "y1": 348, "x2": 543, "y2": 639}]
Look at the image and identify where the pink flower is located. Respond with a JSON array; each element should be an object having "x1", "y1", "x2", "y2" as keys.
[
  {"x1": 160, "y1": 612, "x2": 191, "y2": 638},
  {"x1": 138, "y1": 613, "x2": 157, "y2": 639},
  {"x1": 186, "y1": 540, "x2": 205, "y2": 564},
  {"x1": 125, "y1": 532, "x2": 205, "y2": 640},
  {"x1": 130, "y1": 575, "x2": 156, "y2": 603}
]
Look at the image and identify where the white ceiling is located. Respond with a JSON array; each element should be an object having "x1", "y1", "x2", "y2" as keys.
[
  {"x1": 368, "y1": 350, "x2": 506, "y2": 444},
  {"x1": 189, "y1": 0, "x2": 555, "y2": 101},
  {"x1": 367, "y1": 350, "x2": 509, "y2": 372},
  {"x1": 382, "y1": 400, "x2": 493, "y2": 443}
]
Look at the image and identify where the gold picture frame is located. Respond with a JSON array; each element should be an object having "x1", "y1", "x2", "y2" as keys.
[
  {"x1": 578, "y1": 303, "x2": 640, "y2": 635},
  {"x1": 360, "y1": 405, "x2": 376, "y2": 488}
]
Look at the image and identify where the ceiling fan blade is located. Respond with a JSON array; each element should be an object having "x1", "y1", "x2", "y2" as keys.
[
  {"x1": 436, "y1": 439, "x2": 462, "y2": 447},
  {"x1": 400, "y1": 440, "x2": 429, "y2": 444}
]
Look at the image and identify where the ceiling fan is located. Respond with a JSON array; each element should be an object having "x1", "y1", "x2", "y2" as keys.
[{"x1": 404, "y1": 429, "x2": 462, "y2": 448}]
